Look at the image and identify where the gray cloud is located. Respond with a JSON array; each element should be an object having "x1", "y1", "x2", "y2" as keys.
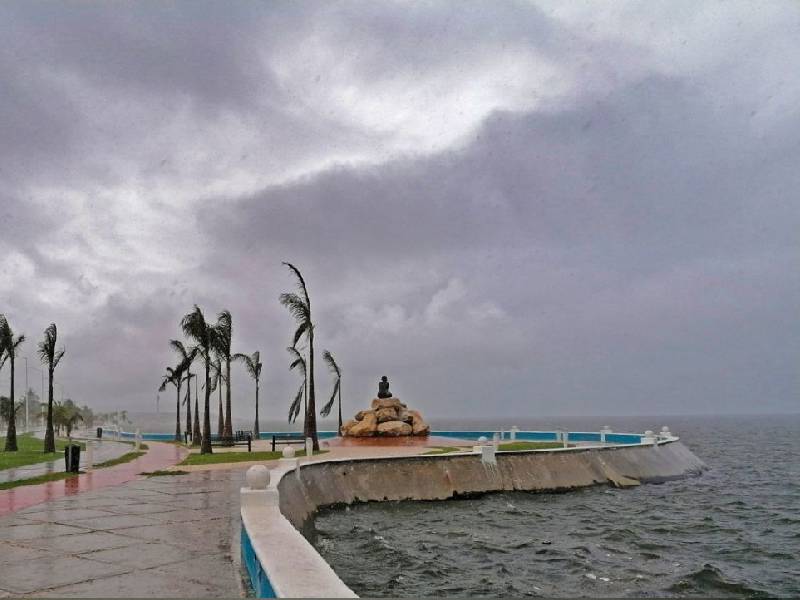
[{"x1": 0, "y1": 1, "x2": 798, "y2": 421}]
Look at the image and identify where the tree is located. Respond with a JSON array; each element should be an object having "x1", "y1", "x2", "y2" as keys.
[
  {"x1": 181, "y1": 305, "x2": 216, "y2": 454},
  {"x1": 233, "y1": 350, "x2": 262, "y2": 439},
  {"x1": 321, "y1": 350, "x2": 343, "y2": 433},
  {"x1": 211, "y1": 357, "x2": 225, "y2": 438},
  {"x1": 37, "y1": 323, "x2": 64, "y2": 453},
  {"x1": 279, "y1": 262, "x2": 319, "y2": 450},
  {"x1": 0, "y1": 315, "x2": 25, "y2": 451},
  {"x1": 286, "y1": 346, "x2": 306, "y2": 425},
  {"x1": 215, "y1": 310, "x2": 234, "y2": 438},
  {"x1": 159, "y1": 365, "x2": 183, "y2": 442},
  {"x1": 170, "y1": 340, "x2": 196, "y2": 443}
]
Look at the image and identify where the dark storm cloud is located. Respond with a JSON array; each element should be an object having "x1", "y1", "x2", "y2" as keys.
[{"x1": 0, "y1": 1, "x2": 797, "y2": 419}]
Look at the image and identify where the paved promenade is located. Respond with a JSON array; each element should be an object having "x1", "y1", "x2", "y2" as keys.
[{"x1": 0, "y1": 470, "x2": 247, "y2": 597}]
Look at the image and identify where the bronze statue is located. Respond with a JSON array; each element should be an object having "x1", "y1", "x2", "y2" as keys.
[{"x1": 377, "y1": 375, "x2": 392, "y2": 398}]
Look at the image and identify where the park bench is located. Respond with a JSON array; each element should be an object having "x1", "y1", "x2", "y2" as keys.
[
  {"x1": 271, "y1": 433, "x2": 306, "y2": 452},
  {"x1": 212, "y1": 430, "x2": 253, "y2": 452}
]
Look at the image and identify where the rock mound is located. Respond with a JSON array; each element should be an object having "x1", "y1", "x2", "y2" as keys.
[{"x1": 341, "y1": 397, "x2": 429, "y2": 437}]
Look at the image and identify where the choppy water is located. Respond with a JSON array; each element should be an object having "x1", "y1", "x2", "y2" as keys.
[{"x1": 308, "y1": 415, "x2": 800, "y2": 598}]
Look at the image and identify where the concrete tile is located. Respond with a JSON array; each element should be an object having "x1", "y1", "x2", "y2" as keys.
[
  {"x1": 68, "y1": 514, "x2": 161, "y2": 531},
  {"x1": 22, "y1": 508, "x2": 118, "y2": 522},
  {"x1": 0, "y1": 555, "x2": 130, "y2": 594},
  {"x1": 0, "y1": 521, "x2": 89, "y2": 541},
  {"x1": 37, "y1": 569, "x2": 235, "y2": 598},
  {"x1": 80, "y1": 541, "x2": 202, "y2": 570},
  {"x1": 152, "y1": 553, "x2": 242, "y2": 591},
  {"x1": 21, "y1": 530, "x2": 142, "y2": 553},
  {"x1": 0, "y1": 543, "x2": 52, "y2": 566}
]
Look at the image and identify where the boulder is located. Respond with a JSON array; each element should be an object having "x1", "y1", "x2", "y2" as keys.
[
  {"x1": 398, "y1": 410, "x2": 413, "y2": 424},
  {"x1": 355, "y1": 410, "x2": 373, "y2": 421},
  {"x1": 377, "y1": 421, "x2": 413, "y2": 436},
  {"x1": 406, "y1": 410, "x2": 430, "y2": 436},
  {"x1": 375, "y1": 407, "x2": 399, "y2": 423},
  {"x1": 340, "y1": 419, "x2": 357, "y2": 435},
  {"x1": 371, "y1": 397, "x2": 404, "y2": 410},
  {"x1": 347, "y1": 412, "x2": 378, "y2": 437}
]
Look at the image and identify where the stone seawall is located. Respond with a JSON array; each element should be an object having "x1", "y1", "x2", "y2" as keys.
[{"x1": 277, "y1": 440, "x2": 706, "y2": 529}]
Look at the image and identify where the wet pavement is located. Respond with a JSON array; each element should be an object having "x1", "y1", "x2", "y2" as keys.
[
  {"x1": 0, "y1": 469, "x2": 248, "y2": 597},
  {"x1": 0, "y1": 440, "x2": 132, "y2": 485},
  {"x1": 0, "y1": 442, "x2": 187, "y2": 517}
]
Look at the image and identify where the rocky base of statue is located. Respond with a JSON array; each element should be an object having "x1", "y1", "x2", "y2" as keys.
[{"x1": 340, "y1": 397, "x2": 430, "y2": 437}]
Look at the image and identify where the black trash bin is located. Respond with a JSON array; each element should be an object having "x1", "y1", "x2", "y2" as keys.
[
  {"x1": 96, "y1": 427, "x2": 103, "y2": 439},
  {"x1": 64, "y1": 444, "x2": 81, "y2": 473}
]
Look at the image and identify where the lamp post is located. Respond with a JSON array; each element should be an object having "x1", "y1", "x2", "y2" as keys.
[{"x1": 24, "y1": 356, "x2": 29, "y2": 432}]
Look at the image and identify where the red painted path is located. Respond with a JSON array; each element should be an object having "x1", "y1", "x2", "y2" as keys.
[{"x1": 0, "y1": 441, "x2": 187, "y2": 517}]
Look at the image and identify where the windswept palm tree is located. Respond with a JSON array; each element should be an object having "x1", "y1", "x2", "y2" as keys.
[
  {"x1": 211, "y1": 357, "x2": 225, "y2": 438},
  {"x1": 279, "y1": 262, "x2": 319, "y2": 450},
  {"x1": 0, "y1": 315, "x2": 25, "y2": 451},
  {"x1": 321, "y1": 350, "x2": 343, "y2": 434},
  {"x1": 233, "y1": 350, "x2": 262, "y2": 439},
  {"x1": 181, "y1": 305, "x2": 216, "y2": 454},
  {"x1": 158, "y1": 365, "x2": 183, "y2": 442},
  {"x1": 215, "y1": 310, "x2": 234, "y2": 438},
  {"x1": 37, "y1": 323, "x2": 64, "y2": 453},
  {"x1": 170, "y1": 340, "x2": 196, "y2": 443},
  {"x1": 286, "y1": 346, "x2": 306, "y2": 425}
]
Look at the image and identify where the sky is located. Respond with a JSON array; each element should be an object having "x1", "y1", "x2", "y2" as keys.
[{"x1": 0, "y1": 1, "x2": 798, "y2": 420}]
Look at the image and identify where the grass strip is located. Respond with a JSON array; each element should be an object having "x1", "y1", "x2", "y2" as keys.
[
  {"x1": 180, "y1": 449, "x2": 327, "y2": 466},
  {"x1": 423, "y1": 446, "x2": 467, "y2": 455},
  {"x1": 0, "y1": 434, "x2": 86, "y2": 471},
  {"x1": 0, "y1": 471, "x2": 81, "y2": 490},
  {"x1": 94, "y1": 450, "x2": 146, "y2": 469},
  {"x1": 141, "y1": 469, "x2": 190, "y2": 477},
  {"x1": 497, "y1": 441, "x2": 565, "y2": 451}
]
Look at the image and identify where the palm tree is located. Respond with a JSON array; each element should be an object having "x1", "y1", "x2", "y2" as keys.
[
  {"x1": 215, "y1": 310, "x2": 234, "y2": 438},
  {"x1": 211, "y1": 357, "x2": 225, "y2": 438},
  {"x1": 233, "y1": 351, "x2": 262, "y2": 439},
  {"x1": 158, "y1": 366, "x2": 183, "y2": 442},
  {"x1": 37, "y1": 323, "x2": 64, "y2": 453},
  {"x1": 181, "y1": 305, "x2": 216, "y2": 454},
  {"x1": 286, "y1": 346, "x2": 306, "y2": 425},
  {"x1": 321, "y1": 350, "x2": 343, "y2": 434},
  {"x1": 279, "y1": 262, "x2": 319, "y2": 450},
  {"x1": 170, "y1": 340, "x2": 196, "y2": 443},
  {"x1": 0, "y1": 316, "x2": 25, "y2": 451}
]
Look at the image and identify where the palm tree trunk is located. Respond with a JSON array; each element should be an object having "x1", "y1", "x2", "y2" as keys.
[
  {"x1": 185, "y1": 372, "x2": 192, "y2": 443},
  {"x1": 307, "y1": 329, "x2": 319, "y2": 451},
  {"x1": 254, "y1": 380, "x2": 260, "y2": 440},
  {"x1": 217, "y1": 381, "x2": 224, "y2": 438},
  {"x1": 44, "y1": 368, "x2": 55, "y2": 453},
  {"x1": 192, "y1": 395, "x2": 201, "y2": 446},
  {"x1": 174, "y1": 380, "x2": 182, "y2": 442},
  {"x1": 223, "y1": 356, "x2": 232, "y2": 438},
  {"x1": 201, "y1": 356, "x2": 212, "y2": 454},
  {"x1": 337, "y1": 379, "x2": 342, "y2": 434},
  {"x1": 5, "y1": 357, "x2": 17, "y2": 451}
]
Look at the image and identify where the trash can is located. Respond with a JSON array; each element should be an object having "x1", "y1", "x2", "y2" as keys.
[
  {"x1": 96, "y1": 427, "x2": 103, "y2": 439},
  {"x1": 64, "y1": 444, "x2": 81, "y2": 473}
]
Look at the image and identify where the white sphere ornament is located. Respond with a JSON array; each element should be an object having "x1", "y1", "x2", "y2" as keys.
[
  {"x1": 477, "y1": 436, "x2": 488, "y2": 444},
  {"x1": 246, "y1": 465, "x2": 270, "y2": 490},
  {"x1": 282, "y1": 445, "x2": 296, "y2": 458}
]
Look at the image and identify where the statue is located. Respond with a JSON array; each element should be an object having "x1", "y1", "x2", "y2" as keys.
[{"x1": 377, "y1": 375, "x2": 392, "y2": 399}]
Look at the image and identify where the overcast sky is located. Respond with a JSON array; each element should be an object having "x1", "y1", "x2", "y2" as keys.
[{"x1": 0, "y1": 1, "x2": 798, "y2": 420}]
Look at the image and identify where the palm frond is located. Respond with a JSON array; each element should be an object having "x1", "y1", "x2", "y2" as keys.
[
  {"x1": 292, "y1": 321, "x2": 309, "y2": 346},
  {"x1": 322, "y1": 350, "x2": 340, "y2": 378},
  {"x1": 288, "y1": 383, "x2": 304, "y2": 423},
  {"x1": 279, "y1": 293, "x2": 310, "y2": 324},
  {"x1": 320, "y1": 378, "x2": 339, "y2": 417},
  {"x1": 215, "y1": 310, "x2": 232, "y2": 355},
  {"x1": 53, "y1": 348, "x2": 65, "y2": 369}
]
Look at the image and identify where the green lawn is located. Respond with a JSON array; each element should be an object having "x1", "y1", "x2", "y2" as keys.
[
  {"x1": 497, "y1": 441, "x2": 565, "y2": 451},
  {"x1": 95, "y1": 450, "x2": 146, "y2": 469},
  {"x1": 180, "y1": 449, "x2": 327, "y2": 466},
  {"x1": 0, "y1": 471, "x2": 80, "y2": 491},
  {"x1": 423, "y1": 446, "x2": 468, "y2": 455},
  {"x1": 0, "y1": 433, "x2": 86, "y2": 470}
]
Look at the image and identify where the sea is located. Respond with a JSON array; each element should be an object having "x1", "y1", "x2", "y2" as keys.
[{"x1": 303, "y1": 415, "x2": 800, "y2": 598}]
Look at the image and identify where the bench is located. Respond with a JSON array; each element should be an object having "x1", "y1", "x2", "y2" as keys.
[
  {"x1": 271, "y1": 434, "x2": 306, "y2": 452},
  {"x1": 212, "y1": 430, "x2": 252, "y2": 452}
]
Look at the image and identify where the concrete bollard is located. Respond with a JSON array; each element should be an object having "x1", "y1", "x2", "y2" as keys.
[
  {"x1": 493, "y1": 432, "x2": 500, "y2": 447},
  {"x1": 305, "y1": 437, "x2": 313, "y2": 459},
  {"x1": 135, "y1": 428, "x2": 141, "y2": 451},
  {"x1": 642, "y1": 430, "x2": 657, "y2": 445},
  {"x1": 473, "y1": 436, "x2": 489, "y2": 453},
  {"x1": 562, "y1": 431, "x2": 569, "y2": 448},
  {"x1": 240, "y1": 465, "x2": 279, "y2": 508},
  {"x1": 279, "y1": 445, "x2": 299, "y2": 468},
  {"x1": 510, "y1": 426, "x2": 519, "y2": 441},
  {"x1": 600, "y1": 425, "x2": 612, "y2": 443},
  {"x1": 660, "y1": 426, "x2": 672, "y2": 439}
]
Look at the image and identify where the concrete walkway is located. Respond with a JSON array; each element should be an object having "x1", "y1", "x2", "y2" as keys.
[
  {"x1": 0, "y1": 440, "x2": 132, "y2": 485},
  {"x1": 0, "y1": 470, "x2": 247, "y2": 597}
]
